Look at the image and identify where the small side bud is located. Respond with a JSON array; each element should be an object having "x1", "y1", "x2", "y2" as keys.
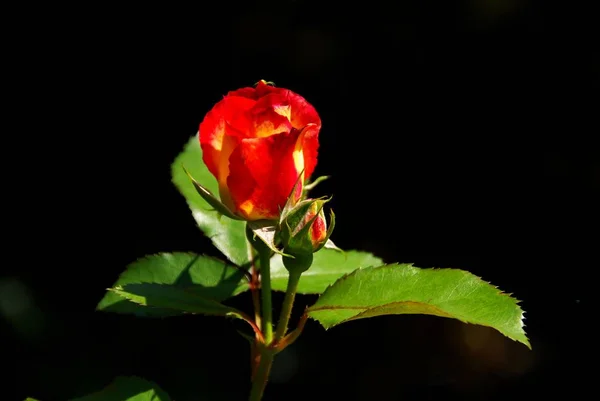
[{"x1": 279, "y1": 198, "x2": 335, "y2": 273}]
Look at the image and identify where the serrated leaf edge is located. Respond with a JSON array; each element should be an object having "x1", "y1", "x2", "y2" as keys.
[{"x1": 307, "y1": 263, "x2": 530, "y2": 348}]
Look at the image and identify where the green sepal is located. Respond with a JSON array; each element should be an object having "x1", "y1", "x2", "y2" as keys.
[
  {"x1": 182, "y1": 165, "x2": 243, "y2": 221},
  {"x1": 280, "y1": 169, "x2": 306, "y2": 222},
  {"x1": 246, "y1": 220, "x2": 290, "y2": 257},
  {"x1": 303, "y1": 175, "x2": 330, "y2": 193}
]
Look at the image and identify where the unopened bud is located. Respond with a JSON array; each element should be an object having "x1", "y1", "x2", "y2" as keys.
[{"x1": 279, "y1": 198, "x2": 334, "y2": 272}]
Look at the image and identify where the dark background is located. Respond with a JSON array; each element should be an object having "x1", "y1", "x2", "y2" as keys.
[{"x1": 4, "y1": 0, "x2": 598, "y2": 400}]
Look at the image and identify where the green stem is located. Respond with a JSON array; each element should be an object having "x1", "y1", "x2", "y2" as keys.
[
  {"x1": 248, "y1": 349, "x2": 274, "y2": 401},
  {"x1": 274, "y1": 270, "x2": 302, "y2": 340},
  {"x1": 247, "y1": 240, "x2": 262, "y2": 333},
  {"x1": 249, "y1": 248, "x2": 275, "y2": 401},
  {"x1": 259, "y1": 249, "x2": 273, "y2": 344}
]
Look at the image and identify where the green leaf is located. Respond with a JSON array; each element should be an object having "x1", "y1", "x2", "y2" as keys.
[
  {"x1": 70, "y1": 376, "x2": 171, "y2": 401},
  {"x1": 270, "y1": 248, "x2": 384, "y2": 294},
  {"x1": 97, "y1": 252, "x2": 249, "y2": 317},
  {"x1": 110, "y1": 283, "x2": 243, "y2": 317},
  {"x1": 171, "y1": 135, "x2": 250, "y2": 266},
  {"x1": 307, "y1": 264, "x2": 530, "y2": 348}
]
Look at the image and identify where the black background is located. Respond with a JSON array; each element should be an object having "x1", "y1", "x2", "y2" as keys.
[{"x1": 4, "y1": 0, "x2": 598, "y2": 400}]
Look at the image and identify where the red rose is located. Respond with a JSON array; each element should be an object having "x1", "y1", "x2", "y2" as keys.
[{"x1": 199, "y1": 80, "x2": 321, "y2": 221}]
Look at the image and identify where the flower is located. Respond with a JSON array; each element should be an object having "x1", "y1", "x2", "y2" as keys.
[
  {"x1": 280, "y1": 198, "x2": 330, "y2": 256},
  {"x1": 199, "y1": 80, "x2": 321, "y2": 221}
]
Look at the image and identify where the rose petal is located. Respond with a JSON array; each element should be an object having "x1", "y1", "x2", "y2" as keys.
[
  {"x1": 310, "y1": 208, "x2": 327, "y2": 245},
  {"x1": 220, "y1": 96, "x2": 256, "y2": 138},
  {"x1": 271, "y1": 90, "x2": 321, "y2": 179},
  {"x1": 283, "y1": 90, "x2": 321, "y2": 131},
  {"x1": 249, "y1": 93, "x2": 293, "y2": 138},
  {"x1": 227, "y1": 128, "x2": 308, "y2": 220},
  {"x1": 216, "y1": 133, "x2": 238, "y2": 212},
  {"x1": 227, "y1": 86, "x2": 257, "y2": 99},
  {"x1": 229, "y1": 82, "x2": 321, "y2": 131},
  {"x1": 300, "y1": 124, "x2": 320, "y2": 179},
  {"x1": 199, "y1": 96, "x2": 255, "y2": 177}
]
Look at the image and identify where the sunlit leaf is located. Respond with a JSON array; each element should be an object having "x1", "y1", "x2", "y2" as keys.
[
  {"x1": 172, "y1": 135, "x2": 250, "y2": 266},
  {"x1": 307, "y1": 263, "x2": 530, "y2": 348},
  {"x1": 270, "y1": 248, "x2": 383, "y2": 294}
]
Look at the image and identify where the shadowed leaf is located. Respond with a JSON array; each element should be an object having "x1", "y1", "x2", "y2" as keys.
[
  {"x1": 97, "y1": 252, "x2": 249, "y2": 317},
  {"x1": 110, "y1": 283, "x2": 243, "y2": 317},
  {"x1": 70, "y1": 376, "x2": 171, "y2": 401}
]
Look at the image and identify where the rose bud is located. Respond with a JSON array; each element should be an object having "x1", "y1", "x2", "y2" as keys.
[
  {"x1": 279, "y1": 198, "x2": 335, "y2": 273},
  {"x1": 199, "y1": 80, "x2": 321, "y2": 221}
]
